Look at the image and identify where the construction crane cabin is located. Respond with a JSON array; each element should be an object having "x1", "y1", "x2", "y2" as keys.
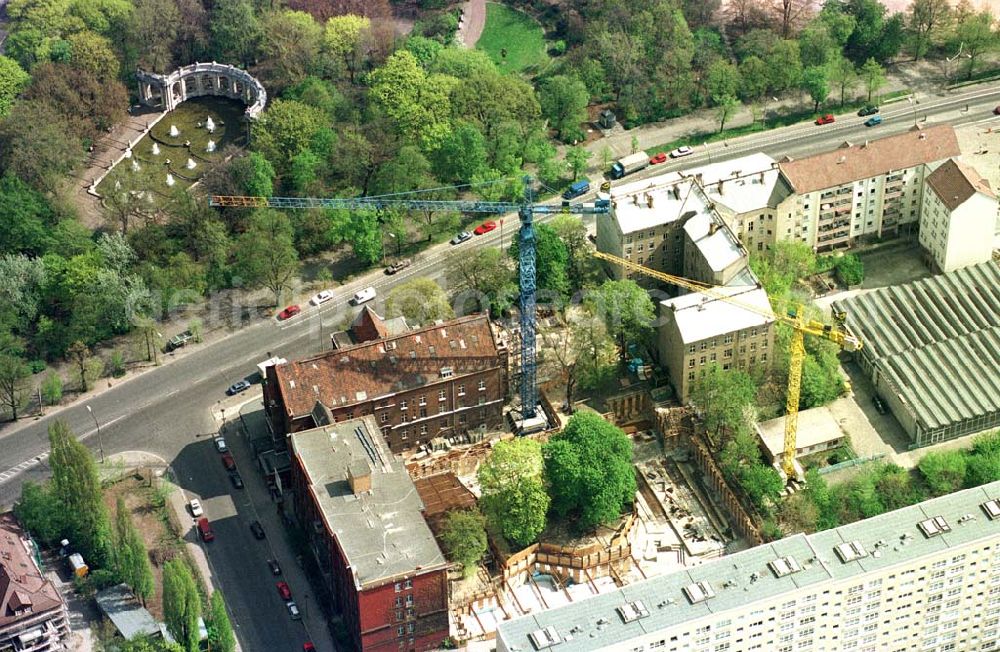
[
  {"x1": 591, "y1": 251, "x2": 862, "y2": 482},
  {"x1": 210, "y1": 177, "x2": 611, "y2": 435}
]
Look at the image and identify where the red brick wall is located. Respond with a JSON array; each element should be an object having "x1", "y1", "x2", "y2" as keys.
[{"x1": 357, "y1": 570, "x2": 449, "y2": 651}]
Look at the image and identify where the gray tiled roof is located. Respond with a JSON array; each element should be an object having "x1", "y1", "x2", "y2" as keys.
[
  {"x1": 497, "y1": 481, "x2": 1000, "y2": 651},
  {"x1": 832, "y1": 261, "x2": 1000, "y2": 432}
]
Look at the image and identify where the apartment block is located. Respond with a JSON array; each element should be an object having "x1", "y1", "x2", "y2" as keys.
[
  {"x1": 658, "y1": 286, "x2": 775, "y2": 401},
  {"x1": 498, "y1": 481, "x2": 1000, "y2": 652},
  {"x1": 264, "y1": 314, "x2": 507, "y2": 453},
  {"x1": 0, "y1": 513, "x2": 69, "y2": 651},
  {"x1": 920, "y1": 158, "x2": 998, "y2": 273},
  {"x1": 776, "y1": 125, "x2": 960, "y2": 251},
  {"x1": 290, "y1": 416, "x2": 450, "y2": 652}
]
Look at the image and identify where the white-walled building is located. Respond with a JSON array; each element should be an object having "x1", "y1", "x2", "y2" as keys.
[
  {"x1": 497, "y1": 481, "x2": 1000, "y2": 652},
  {"x1": 920, "y1": 158, "x2": 998, "y2": 273},
  {"x1": 776, "y1": 125, "x2": 960, "y2": 251}
]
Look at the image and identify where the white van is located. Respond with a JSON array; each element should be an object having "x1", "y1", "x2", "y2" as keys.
[{"x1": 351, "y1": 287, "x2": 377, "y2": 305}]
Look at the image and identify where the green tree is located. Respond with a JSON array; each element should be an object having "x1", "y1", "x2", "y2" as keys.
[
  {"x1": 328, "y1": 207, "x2": 382, "y2": 265},
  {"x1": 549, "y1": 214, "x2": 588, "y2": 291},
  {"x1": 827, "y1": 56, "x2": 859, "y2": 106},
  {"x1": 706, "y1": 59, "x2": 741, "y2": 102},
  {"x1": 738, "y1": 55, "x2": 769, "y2": 101},
  {"x1": 799, "y1": 23, "x2": 838, "y2": 67},
  {"x1": 0, "y1": 346, "x2": 30, "y2": 421},
  {"x1": 739, "y1": 463, "x2": 785, "y2": 514},
  {"x1": 439, "y1": 509, "x2": 488, "y2": 577},
  {"x1": 207, "y1": 591, "x2": 236, "y2": 652},
  {"x1": 257, "y1": 10, "x2": 322, "y2": 93},
  {"x1": 385, "y1": 277, "x2": 454, "y2": 326},
  {"x1": 953, "y1": 10, "x2": 997, "y2": 78},
  {"x1": 49, "y1": 420, "x2": 111, "y2": 565},
  {"x1": 478, "y1": 438, "x2": 549, "y2": 548},
  {"x1": 41, "y1": 371, "x2": 63, "y2": 405},
  {"x1": 966, "y1": 450, "x2": 1000, "y2": 487},
  {"x1": 113, "y1": 496, "x2": 154, "y2": 605},
  {"x1": 544, "y1": 412, "x2": 636, "y2": 531},
  {"x1": 125, "y1": 0, "x2": 179, "y2": 73},
  {"x1": 432, "y1": 121, "x2": 488, "y2": 183},
  {"x1": 539, "y1": 75, "x2": 589, "y2": 142},
  {"x1": 540, "y1": 308, "x2": 616, "y2": 410},
  {"x1": 14, "y1": 481, "x2": 64, "y2": 544},
  {"x1": 564, "y1": 146, "x2": 592, "y2": 181},
  {"x1": 446, "y1": 247, "x2": 516, "y2": 315},
  {"x1": 251, "y1": 99, "x2": 326, "y2": 173},
  {"x1": 586, "y1": 279, "x2": 655, "y2": 362},
  {"x1": 233, "y1": 209, "x2": 298, "y2": 307},
  {"x1": 210, "y1": 0, "x2": 261, "y2": 65},
  {"x1": 859, "y1": 57, "x2": 886, "y2": 102},
  {"x1": 764, "y1": 40, "x2": 803, "y2": 92},
  {"x1": 918, "y1": 450, "x2": 968, "y2": 496},
  {"x1": 509, "y1": 223, "x2": 570, "y2": 298},
  {"x1": 66, "y1": 340, "x2": 94, "y2": 392},
  {"x1": 0, "y1": 56, "x2": 30, "y2": 118},
  {"x1": 714, "y1": 94, "x2": 740, "y2": 132},
  {"x1": 907, "y1": 0, "x2": 952, "y2": 60},
  {"x1": 368, "y1": 50, "x2": 454, "y2": 151},
  {"x1": 162, "y1": 559, "x2": 201, "y2": 652},
  {"x1": 0, "y1": 100, "x2": 82, "y2": 195},
  {"x1": 834, "y1": 254, "x2": 864, "y2": 286},
  {"x1": 230, "y1": 152, "x2": 276, "y2": 198},
  {"x1": 119, "y1": 635, "x2": 184, "y2": 652},
  {"x1": 688, "y1": 366, "x2": 757, "y2": 440},
  {"x1": 801, "y1": 66, "x2": 830, "y2": 111},
  {"x1": 323, "y1": 14, "x2": 371, "y2": 83}
]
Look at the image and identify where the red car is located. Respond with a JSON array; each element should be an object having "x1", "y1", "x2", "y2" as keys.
[
  {"x1": 277, "y1": 305, "x2": 301, "y2": 320},
  {"x1": 221, "y1": 452, "x2": 236, "y2": 471},
  {"x1": 303, "y1": 644, "x2": 315, "y2": 652},
  {"x1": 277, "y1": 581, "x2": 292, "y2": 601},
  {"x1": 815, "y1": 114, "x2": 835, "y2": 125},
  {"x1": 649, "y1": 152, "x2": 668, "y2": 165},
  {"x1": 473, "y1": 220, "x2": 497, "y2": 235}
]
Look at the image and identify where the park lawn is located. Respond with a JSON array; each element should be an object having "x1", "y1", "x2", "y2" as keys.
[{"x1": 476, "y1": 2, "x2": 549, "y2": 75}]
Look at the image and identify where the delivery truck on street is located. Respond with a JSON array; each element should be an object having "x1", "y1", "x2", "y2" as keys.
[{"x1": 610, "y1": 151, "x2": 650, "y2": 179}]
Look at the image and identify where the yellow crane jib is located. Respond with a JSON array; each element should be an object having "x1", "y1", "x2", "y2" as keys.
[{"x1": 590, "y1": 250, "x2": 863, "y2": 480}]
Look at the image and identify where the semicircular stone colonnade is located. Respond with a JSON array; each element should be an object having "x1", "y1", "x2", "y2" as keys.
[{"x1": 136, "y1": 62, "x2": 266, "y2": 119}]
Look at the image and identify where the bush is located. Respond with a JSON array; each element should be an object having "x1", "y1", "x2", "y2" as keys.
[
  {"x1": 439, "y1": 509, "x2": 488, "y2": 577},
  {"x1": 29, "y1": 360, "x2": 46, "y2": 374},
  {"x1": 110, "y1": 351, "x2": 126, "y2": 377},
  {"x1": 41, "y1": 372, "x2": 63, "y2": 405},
  {"x1": 834, "y1": 254, "x2": 864, "y2": 286},
  {"x1": 551, "y1": 40, "x2": 567, "y2": 56},
  {"x1": 189, "y1": 319, "x2": 203, "y2": 343}
]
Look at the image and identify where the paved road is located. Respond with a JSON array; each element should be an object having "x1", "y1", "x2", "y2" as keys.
[{"x1": 1, "y1": 80, "x2": 999, "y2": 651}]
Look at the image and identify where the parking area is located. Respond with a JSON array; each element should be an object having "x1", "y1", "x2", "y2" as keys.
[{"x1": 170, "y1": 391, "x2": 335, "y2": 652}]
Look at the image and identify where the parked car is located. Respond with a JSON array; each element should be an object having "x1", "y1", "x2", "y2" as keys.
[
  {"x1": 562, "y1": 180, "x2": 591, "y2": 200},
  {"x1": 815, "y1": 114, "x2": 835, "y2": 125},
  {"x1": 649, "y1": 152, "x2": 668, "y2": 165},
  {"x1": 267, "y1": 559, "x2": 282, "y2": 575},
  {"x1": 214, "y1": 437, "x2": 227, "y2": 453},
  {"x1": 669, "y1": 146, "x2": 693, "y2": 158},
  {"x1": 250, "y1": 521, "x2": 266, "y2": 540},
  {"x1": 474, "y1": 220, "x2": 497, "y2": 235},
  {"x1": 221, "y1": 452, "x2": 236, "y2": 471},
  {"x1": 197, "y1": 518, "x2": 214, "y2": 542},
  {"x1": 309, "y1": 290, "x2": 334, "y2": 306},
  {"x1": 450, "y1": 231, "x2": 473, "y2": 245},
  {"x1": 303, "y1": 644, "x2": 315, "y2": 652},
  {"x1": 857, "y1": 105, "x2": 879, "y2": 116},
  {"x1": 165, "y1": 330, "x2": 193, "y2": 352},
  {"x1": 277, "y1": 305, "x2": 301, "y2": 320},
  {"x1": 385, "y1": 259, "x2": 412, "y2": 275},
  {"x1": 226, "y1": 380, "x2": 251, "y2": 396},
  {"x1": 286, "y1": 601, "x2": 301, "y2": 620},
  {"x1": 229, "y1": 471, "x2": 244, "y2": 489},
  {"x1": 864, "y1": 115, "x2": 883, "y2": 127},
  {"x1": 872, "y1": 395, "x2": 888, "y2": 414},
  {"x1": 276, "y1": 581, "x2": 292, "y2": 601},
  {"x1": 350, "y1": 287, "x2": 376, "y2": 305},
  {"x1": 188, "y1": 499, "x2": 203, "y2": 517}
]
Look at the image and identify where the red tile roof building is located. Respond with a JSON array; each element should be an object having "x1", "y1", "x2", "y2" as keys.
[
  {"x1": 0, "y1": 513, "x2": 69, "y2": 651},
  {"x1": 265, "y1": 314, "x2": 508, "y2": 453}
]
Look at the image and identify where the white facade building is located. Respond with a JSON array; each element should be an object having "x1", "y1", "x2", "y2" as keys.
[
  {"x1": 498, "y1": 481, "x2": 1000, "y2": 652},
  {"x1": 920, "y1": 158, "x2": 997, "y2": 273}
]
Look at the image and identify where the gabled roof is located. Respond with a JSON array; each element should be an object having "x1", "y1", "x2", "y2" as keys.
[
  {"x1": 926, "y1": 158, "x2": 996, "y2": 211},
  {"x1": 779, "y1": 125, "x2": 960, "y2": 194},
  {"x1": 275, "y1": 314, "x2": 502, "y2": 418},
  {"x1": 351, "y1": 306, "x2": 390, "y2": 343},
  {"x1": 661, "y1": 285, "x2": 773, "y2": 344},
  {"x1": 0, "y1": 513, "x2": 63, "y2": 627}
]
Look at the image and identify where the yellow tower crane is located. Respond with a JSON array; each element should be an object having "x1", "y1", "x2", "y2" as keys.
[{"x1": 591, "y1": 251, "x2": 863, "y2": 479}]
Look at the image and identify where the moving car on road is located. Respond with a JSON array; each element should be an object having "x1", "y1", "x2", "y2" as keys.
[
  {"x1": 350, "y1": 287, "x2": 376, "y2": 305},
  {"x1": 474, "y1": 220, "x2": 497, "y2": 235},
  {"x1": 277, "y1": 305, "x2": 301, "y2": 320},
  {"x1": 188, "y1": 499, "x2": 203, "y2": 517},
  {"x1": 864, "y1": 115, "x2": 883, "y2": 127},
  {"x1": 668, "y1": 146, "x2": 693, "y2": 158},
  {"x1": 450, "y1": 231, "x2": 472, "y2": 245},
  {"x1": 385, "y1": 259, "x2": 412, "y2": 275},
  {"x1": 309, "y1": 290, "x2": 334, "y2": 306},
  {"x1": 857, "y1": 105, "x2": 879, "y2": 116},
  {"x1": 226, "y1": 380, "x2": 250, "y2": 396},
  {"x1": 815, "y1": 114, "x2": 835, "y2": 125},
  {"x1": 562, "y1": 180, "x2": 591, "y2": 200}
]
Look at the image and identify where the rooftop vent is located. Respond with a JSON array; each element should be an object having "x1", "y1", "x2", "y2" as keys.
[
  {"x1": 981, "y1": 499, "x2": 1000, "y2": 520},
  {"x1": 355, "y1": 391, "x2": 367, "y2": 401},
  {"x1": 440, "y1": 367, "x2": 454, "y2": 378},
  {"x1": 682, "y1": 581, "x2": 716, "y2": 604},
  {"x1": 834, "y1": 540, "x2": 868, "y2": 563},
  {"x1": 837, "y1": 156, "x2": 847, "y2": 164},
  {"x1": 918, "y1": 516, "x2": 951, "y2": 538},
  {"x1": 768, "y1": 555, "x2": 803, "y2": 578},
  {"x1": 616, "y1": 600, "x2": 650, "y2": 623},
  {"x1": 528, "y1": 626, "x2": 561, "y2": 650}
]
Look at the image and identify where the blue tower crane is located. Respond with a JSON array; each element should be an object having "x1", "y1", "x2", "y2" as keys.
[{"x1": 210, "y1": 178, "x2": 610, "y2": 421}]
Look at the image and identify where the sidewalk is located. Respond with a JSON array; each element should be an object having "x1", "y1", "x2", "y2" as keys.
[{"x1": 587, "y1": 59, "x2": 946, "y2": 159}]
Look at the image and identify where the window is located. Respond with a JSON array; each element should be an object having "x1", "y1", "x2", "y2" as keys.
[
  {"x1": 400, "y1": 430, "x2": 408, "y2": 440},
  {"x1": 419, "y1": 408, "x2": 427, "y2": 418},
  {"x1": 439, "y1": 390, "x2": 446, "y2": 401},
  {"x1": 479, "y1": 380, "x2": 486, "y2": 391},
  {"x1": 459, "y1": 414, "x2": 467, "y2": 424},
  {"x1": 397, "y1": 626, "x2": 405, "y2": 637},
  {"x1": 700, "y1": 356, "x2": 706, "y2": 366},
  {"x1": 689, "y1": 359, "x2": 695, "y2": 369},
  {"x1": 400, "y1": 400, "x2": 407, "y2": 411},
  {"x1": 395, "y1": 584, "x2": 402, "y2": 593},
  {"x1": 420, "y1": 424, "x2": 428, "y2": 435},
  {"x1": 458, "y1": 384, "x2": 465, "y2": 396},
  {"x1": 419, "y1": 395, "x2": 426, "y2": 406},
  {"x1": 381, "y1": 412, "x2": 388, "y2": 423}
]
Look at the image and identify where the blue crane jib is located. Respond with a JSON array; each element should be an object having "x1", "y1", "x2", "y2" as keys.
[{"x1": 209, "y1": 180, "x2": 611, "y2": 422}]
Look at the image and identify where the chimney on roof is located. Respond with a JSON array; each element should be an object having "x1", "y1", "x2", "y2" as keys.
[
  {"x1": 837, "y1": 156, "x2": 847, "y2": 164},
  {"x1": 348, "y1": 461, "x2": 371, "y2": 495},
  {"x1": 759, "y1": 172, "x2": 765, "y2": 183},
  {"x1": 718, "y1": 180, "x2": 725, "y2": 194},
  {"x1": 646, "y1": 193, "x2": 654, "y2": 208},
  {"x1": 695, "y1": 173, "x2": 703, "y2": 185},
  {"x1": 708, "y1": 222, "x2": 719, "y2": 236},
  {"x1": 863, "y1": 141, "x2": 869, "y2": 148},
  {"x1": 632, "y1": 194, "x2": 640, "y2": 205},
  {"x1": 919, "y1": 133, "x2": 927, "y2": 140},
  {"x1": 672, "y1": 186, "x2": 680, "y2": 200}
]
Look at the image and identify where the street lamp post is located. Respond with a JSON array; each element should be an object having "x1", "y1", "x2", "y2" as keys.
[
  {"x1": 85, "y1": 405, "x2": 105, "y2": 464},
  {"x1": 907, "y1": 95, "x2": 918, "y2": 126},
  {"x1": 704, "y1": 142, "x2": 712, "y2": 165}
]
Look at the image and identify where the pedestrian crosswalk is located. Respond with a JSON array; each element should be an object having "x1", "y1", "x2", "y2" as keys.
[{"x1": 0, "y1": 452, "x2": 51, "y2": 484}]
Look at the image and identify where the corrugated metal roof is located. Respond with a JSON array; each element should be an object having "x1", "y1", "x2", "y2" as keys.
[{"x1": 833, "y1": 261, "x2": 1000, "y2": 433}]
